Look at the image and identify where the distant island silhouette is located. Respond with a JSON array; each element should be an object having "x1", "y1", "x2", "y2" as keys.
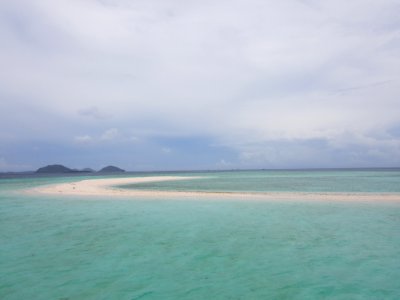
[
  {"x1": 35, "y1": 164, "x2": 125, "y2": 174},
  {"x1": 98, "y1": 166, "x2": 125, "y2": 173}
]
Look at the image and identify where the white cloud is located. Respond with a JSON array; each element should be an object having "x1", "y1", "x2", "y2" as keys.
[
  {"x1": 216, "y1": 159, "x2": 232, "y2": 169},
  {"x1": 161, "y1": 147, "x2": 171, "y2": 154},
  {"x1": 73, "y1": 129, "x2": 123, "y2": 144},
  {"x1": 129, "y1": 136, "x2": 140, "y2": 142},
  {"x1": 78, "y1": 106, "x2": 110, "y2": 120},
  {"x1": 100, "y1": 128, "x2": 120, "y2": 141},
  {"x1": 74, "y1": 135, "x2": 93, "y2": 144},
  {"x1": 1, "y1": 0, "x2": 400, "y2": 167}
]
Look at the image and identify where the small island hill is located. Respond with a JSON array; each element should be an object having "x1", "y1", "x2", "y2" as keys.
[{"x1": 36, "y1": 164, "x2": 125, "y2": 174}]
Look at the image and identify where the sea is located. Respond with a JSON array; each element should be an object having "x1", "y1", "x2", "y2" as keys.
[{"x1": 1, "y1": 169, "x2": 400, "y2": 299}]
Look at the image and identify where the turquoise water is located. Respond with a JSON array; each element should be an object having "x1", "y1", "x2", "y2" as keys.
[
  {"x1": 121, "y1": 169, "x2": 400, "y2": 193},
  {"x1": 1, "y1": 170, "x2": 400, "y2": 299}
]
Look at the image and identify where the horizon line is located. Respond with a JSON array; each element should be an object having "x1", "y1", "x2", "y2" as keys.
[{"x1": 1, "y1": 166, "x2": 400, "y2": 174}]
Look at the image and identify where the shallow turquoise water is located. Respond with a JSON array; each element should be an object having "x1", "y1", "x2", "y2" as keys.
[
  {"x1": 121, "y1": 169, "x2": 400, "y2": 193},
  {"x1": 1, "y1": 170, "x2": 400, "y2": 299}
]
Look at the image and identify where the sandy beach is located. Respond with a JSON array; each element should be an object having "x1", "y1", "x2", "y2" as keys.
[{"x1": 27, "y1": 176, "x2": 400, "y2": 202}]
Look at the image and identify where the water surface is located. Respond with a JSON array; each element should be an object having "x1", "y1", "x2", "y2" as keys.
[{"x1": 1, "y1": 170, "x2": 400, "y2": 299}]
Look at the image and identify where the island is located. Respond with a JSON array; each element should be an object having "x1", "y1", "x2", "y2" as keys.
[
  {"x1": 36, "y1": 165, "x2": 95, "y2": 174},
  {"x1": 36, "y1": 164, "x2": 75, "y2": 173},
  {"x1": 98, "y1": 166, "x2": 125, "y2": 173}
]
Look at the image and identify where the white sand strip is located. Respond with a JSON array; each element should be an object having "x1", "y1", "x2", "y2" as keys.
[
  {"x1": 28, "y1": 176, "x2": 193, "y2": 196},
  {"x1": 25, "y1": 176, "x2": 400, "y2": 202}
]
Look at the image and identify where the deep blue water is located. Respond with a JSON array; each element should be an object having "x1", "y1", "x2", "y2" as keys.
[{"x1": 1, "y1": 170, "x2": 400, "y2": 299}]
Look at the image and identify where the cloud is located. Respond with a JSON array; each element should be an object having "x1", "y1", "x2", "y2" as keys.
[
  {"x1": 1, "y1": 0, "x2": 400, "y2": 169},
  {"x1": 216, "y1": 159, "x2": 232, "y2": 169},
  {"x1": 73, "y1": 129, "x2": 124, "y2": 144},
  {"x1": 161, "y1": 147, "x2": 171, "y2": 154},
  {"x1": 100, "y1": 128, "x2": 120, "y2": 141},
  {"x1": 74, "y1": 135, "x2": 93, "y2": 144},
  {"x1": 78, "y1": 106, "x2": 110, "y2": 120}
]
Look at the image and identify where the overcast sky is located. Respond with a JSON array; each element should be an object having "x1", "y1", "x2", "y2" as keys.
[{"x1": 1, "y1": 0, "x2": 400, "y2": 171}]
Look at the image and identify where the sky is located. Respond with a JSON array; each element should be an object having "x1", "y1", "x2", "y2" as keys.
[{"x1": 1, "y1": 0, "x2": 400, "y2": 171}]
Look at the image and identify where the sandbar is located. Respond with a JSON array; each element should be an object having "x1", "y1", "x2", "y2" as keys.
[{"x1": 26, "y1": 176, "x2": 400, "y2": 202}]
